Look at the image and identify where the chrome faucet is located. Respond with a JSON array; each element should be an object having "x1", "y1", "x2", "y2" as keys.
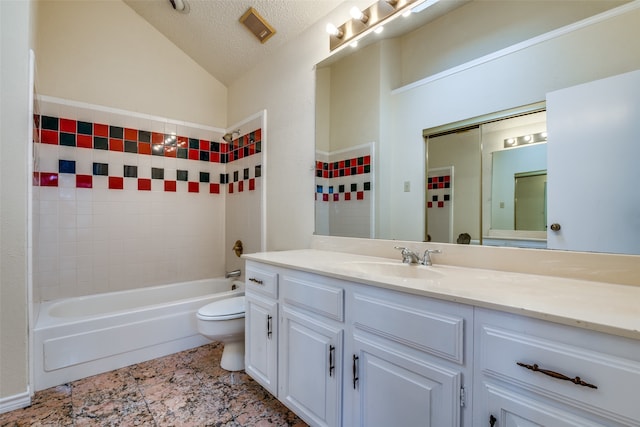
[{"x1": 394, "y1": 247, "x2": 442, "y2": 266}]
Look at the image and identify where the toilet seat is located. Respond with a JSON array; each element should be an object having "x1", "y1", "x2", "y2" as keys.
[{"x1": 197, "y1": 296, "x2": 245, "y2": 320}]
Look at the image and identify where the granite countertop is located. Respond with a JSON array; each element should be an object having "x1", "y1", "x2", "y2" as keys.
[{"x1": 244, "y1": 249, "x2": 640, "y2": 341}]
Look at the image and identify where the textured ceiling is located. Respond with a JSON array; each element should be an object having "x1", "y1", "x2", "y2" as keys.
[{"x1": 123, "y1": 0, "x2": 344, "y2": 86}]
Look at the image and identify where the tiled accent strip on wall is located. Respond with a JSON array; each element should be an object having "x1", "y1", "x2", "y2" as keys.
[
  {"x1": 315, "y1": 155, "x2": 371, "y2": 202},
  {"x1": 427, "y1": 174, "x2": 451, "y2": 208},
  {"x1": 33, "y1": 115, "x2": 262, "y2": 194}
]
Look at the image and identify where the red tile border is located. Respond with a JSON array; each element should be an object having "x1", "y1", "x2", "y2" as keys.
[
  {"x1": 94, "y1": 123, "x2": 109, "y2": 137},
  {"x1": 210, "y1": 183, "x2": 220, "y2": 194},
  {"x1": 108, "y1": 176, "x2": 124, "y2": 190},
  {"x1": 138, "y1": 142, "x2": 151, "y2": 155},
  {"x1": 164, "y1": 147, "x2": 177, "y2": 158},
  {"x1": 59, "y1": 118, "x2": 76, "y2": 133},
  {"x1": 124, "y1": 128, "x2": 137, "y2": 141},
  {"x1": 109, "y1": 138, "x2": 124, "y2": 152},
  {"x1": 40, "y1": 172, "x2": 58, "y2": 187},
  {"x1": 138, "y1": 178, "x2": 151, "y2": 191},
  {"x1": 164, "y1": 181, "x2": 177, "y2": 192},
  {"x1": 188, "y1": 182, "x2": 199, "y2": 193},
  {"x1": 77, "y1": 134, "x2": 92, "y2": 149},
  {"x1": 76, "y1": 174, "x2": 92, "y2": 188},
  {"x1": 41, "y1": 129, "x2": 59, "y2": 145},
  {"x1": 151, "y1": 132, "x2": 164, "y2": 144}
]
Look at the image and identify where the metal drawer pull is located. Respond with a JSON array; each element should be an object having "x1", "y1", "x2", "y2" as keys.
[
  {"x1": 267, "y1": 315, "x2": 272, "y2": 339},
  {"x1": 352, "y1": 355, "x2": 359, "y2": 389},
  {"x1": 249, "y1": 277, "x2": 263, "y2": 285},
  {"x1": 329, "y1": 345, "x2": 335, "y2": 377},
  {"x1": 489, "y1": 415, "x2": 497, "y2": 426},
  {"x1": 517, "y1": 362, "x2": 598, "y2": 389}
]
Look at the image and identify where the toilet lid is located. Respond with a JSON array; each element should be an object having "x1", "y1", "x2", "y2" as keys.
[{"x1": 197, "y1": 296, "x2": 245, "y2": 320}]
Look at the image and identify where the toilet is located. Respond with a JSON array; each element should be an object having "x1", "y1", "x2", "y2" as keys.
[{"x1": 196, "y1": 295, "x2": 246, "y2": 371}]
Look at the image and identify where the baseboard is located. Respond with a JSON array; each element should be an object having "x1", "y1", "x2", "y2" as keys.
[{"x1": 0, "y1": 389, "x2": 31, "y2": 414}]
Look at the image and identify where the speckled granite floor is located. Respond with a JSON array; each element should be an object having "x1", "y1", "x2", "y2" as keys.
[{"x1": 0, "y1": 343, "x2": 307, "y2": 426}]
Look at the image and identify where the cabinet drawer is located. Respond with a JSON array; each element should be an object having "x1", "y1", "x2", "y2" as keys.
[
  {"x1": 245, "y1": 263, "x2": 278, "y2": 298},
  {"x1": 281, "y1": 274, "x2": 344, "y2": 322},
  {"x1": 352, "y1": 288, "x2": 467, "y2": 364},
  {"x1": 476, "y1": 309, "x2": 640, "y2": 424}
]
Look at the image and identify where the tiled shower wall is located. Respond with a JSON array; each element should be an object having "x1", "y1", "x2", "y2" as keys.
[
  {"x1": 315, "y1": 143, "x2": 373, "y2": 238},
  {"x1": 32, "y1": 99, "x2": 262, "y2": 302}
]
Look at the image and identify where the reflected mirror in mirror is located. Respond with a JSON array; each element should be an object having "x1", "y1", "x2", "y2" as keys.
[
  {"x1": 425, "y1": 128, "x2": 481, "y2": 244},
  {"x1": 481, "y1": 110, "x2": 547, "y2": 248}
]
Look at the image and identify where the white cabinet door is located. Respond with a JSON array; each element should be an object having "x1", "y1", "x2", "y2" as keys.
[
  {"x1": 481, "y1": 381, "x2": 606, "y2": 427},
  {"x1": 245, "y1": 293, "x2": 278, "y2": 396},
  {"x1": 347, "y1": 334, "x2": 461, "y2": 427},
  {"x1": 279, "y1": 306, "x2": 342, "y2": 427},
  {"x1": 546, "y1": 69, "x2": 640, "y2": 254}
]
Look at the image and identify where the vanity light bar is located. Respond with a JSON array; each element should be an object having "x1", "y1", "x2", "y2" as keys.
[
  {"x1": 327, "y1": 0, "x2": 419, "y2": 51},
  {"x1": 503, "y1": 131, "x2": 547, "y2": 148}
]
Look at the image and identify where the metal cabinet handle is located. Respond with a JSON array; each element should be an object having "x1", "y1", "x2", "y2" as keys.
[
  {"x1": 550, "y1": 223, "x2": 561, "y2": 232},
  {"x1": 352, "y1": 354, "x2": 359, "y2": 389},
  {"x1": 517, "y1": 362, "x2": 597, "y2": 389},
  {"x1": 249, "y1": 277, "x2": 263, "y2": 285},
  {"x1": 489, "y1": 414, "x2": 497, "y2": 426},
  {"x1": 266, "y1": 315, "x2": 272, "y2": 339},
  {"x1": 329, "y1": 345, "x2": 335, "y2": 377}
]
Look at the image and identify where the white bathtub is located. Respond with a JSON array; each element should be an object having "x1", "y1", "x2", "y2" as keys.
[{"x1": 33, "y1": 278, "x2": 243, "y2": 391}]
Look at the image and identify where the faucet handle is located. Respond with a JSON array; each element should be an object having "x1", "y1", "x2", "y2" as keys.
[
  {"x1": 421, "y1": 249, "x2": 442, "y2": 266},
  {"x1": 394, "y1": 246, "x2": 419, "y2": 264}
]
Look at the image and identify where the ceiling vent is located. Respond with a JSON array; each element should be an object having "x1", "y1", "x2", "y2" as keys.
[{"x1": 240, "y1": 7, "x2": 276, "y2": 44}]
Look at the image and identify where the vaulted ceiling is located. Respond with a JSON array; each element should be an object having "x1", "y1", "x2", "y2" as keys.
[{"x1": 123, "y1": 0, "x2": 344, "y2": 86}]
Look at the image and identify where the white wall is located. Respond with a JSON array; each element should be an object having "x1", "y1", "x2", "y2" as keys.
[
  {"x1": 226, "y1": 2, "x2": 363, "y2": 250},
  {"x1": 35, "y1": 0, "x2": 227, "y2": 127},
  {"x1": 1, "y1": 0, "x2": 31, "y2": 405}
]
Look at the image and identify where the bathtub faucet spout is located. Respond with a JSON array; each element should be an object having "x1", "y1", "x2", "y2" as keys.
[{"x1": 225, "y1": 269, "x2": 242, "y2": 279}]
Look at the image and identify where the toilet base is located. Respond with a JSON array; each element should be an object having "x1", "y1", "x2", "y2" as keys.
[{"x1": 220, "y1": 340, "x2": 245, "y2": 371}]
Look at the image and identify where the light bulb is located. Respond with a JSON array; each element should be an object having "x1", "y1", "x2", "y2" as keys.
[
  {"x1": 350, "y1": 7, "x2": 369, "y2": 23},
  {"x1": 326, "y1": 23, "x2": 343, "y2": 38}
]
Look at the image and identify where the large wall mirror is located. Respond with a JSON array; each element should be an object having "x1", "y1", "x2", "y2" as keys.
[{"x1": 315, "y1": 0, "x2": 640, "y2": 255}]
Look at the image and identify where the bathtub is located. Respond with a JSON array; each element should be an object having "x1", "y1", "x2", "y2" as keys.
[{"x1": 33, "y1": 277, "x2": 243, "y2": 391}]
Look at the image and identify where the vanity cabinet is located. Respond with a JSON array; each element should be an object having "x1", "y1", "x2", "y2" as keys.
[
  {"x1": 246, "y1": 257, "x2": 640, "y2": 427},
  {"x1": 244, "y1": 263, "x2": 279, "y2": 395},
  {"x1": 345, "y1": 284, "x2": 472, "y2": 427},
  {"x1": 473, "y1": 308, "x2": 640, "y2": 427},
  {"x1": 279, "y1": 272, "x2": 345, "y2": 427},
  {"x1": 245, "y1": 260, "x2": 472, "y2": 427}
]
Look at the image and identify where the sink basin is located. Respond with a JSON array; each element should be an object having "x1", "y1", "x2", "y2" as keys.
[{"x1": 339, "y1": 261, "x2": 444, "y2": 280}]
